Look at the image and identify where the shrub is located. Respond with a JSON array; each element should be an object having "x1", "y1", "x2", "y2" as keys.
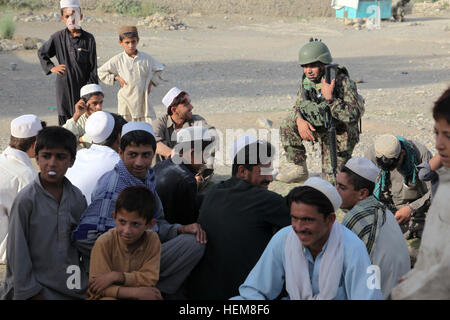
[
  {"x1": 100, "y1": 0, "x2": 164, "y2": 17},
  {"x1": 0, "y1": 15, "x2": 15, "y2": 39}
]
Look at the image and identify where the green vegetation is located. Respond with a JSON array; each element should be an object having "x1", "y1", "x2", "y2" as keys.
[
  {"x1": 2, "y1": 0, "x2": 44, "y2": 10},
  {"x1": 0, "y1": 14, "x2": 15, "y2": 39},
  {"x1": 99, "y1": 0, "x2": 165, "y2": 17}
]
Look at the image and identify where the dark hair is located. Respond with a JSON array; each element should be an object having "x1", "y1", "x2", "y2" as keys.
[
  {"x1": 432, "y1": 86, "x2": 450, "y2": 123},
  {"x1": 167, "y1": 91, "x2": 188, "y2": 115},
  {"x1": 98, "y1": 113, "x2": 127, "y2": 148},
  {"x1": 115, "y1": 186, "x2": 156, "y2": 223},
  {"x1": 177, "y1": 140, "x2": 212, "y2": 155},
  {"x1": 120, "y1": 130, "x2": 156, "y2": 152},
  {"x1": 9, "y1": 120, "x2": 47, "y2": 152},
  {"x1": 81, "y1": 91, "x2": 104, "y2": 102},
  {"x1": 35, "y1": 126, "x2": 77, "y2": 159},
  {"x1": 340, "y1": 165, "x2": 375, "y2": 194},
  {"x1": 119, "y1": 32, "x2": 139, "y2": 41},
  {"x1": 286, "y1": 186, "x2": 334, "y2": 218},
  {"x1": 232, "y1": 141, "x2": 274, "y2": 176}
]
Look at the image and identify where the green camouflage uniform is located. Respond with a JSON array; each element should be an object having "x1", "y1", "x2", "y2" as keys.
[{"x1": 280, "y1": 66, "x2": 363, "y2": 184}]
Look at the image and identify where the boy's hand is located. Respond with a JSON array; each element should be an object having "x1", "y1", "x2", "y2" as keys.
[
  {"x1": 89, "y1": 272, "x2": 123, "y2": 293},
  {"x1": 135, "y1": 287, "x2": 163, "y2": 300},
  {"x1": 115, "y1": 76, "x2": 128, "y2": 88},
  {"x1": 178, "y1": 223, "x2": 207, "y2": 244},
  {"x1": 50, "y1": 64, "x2": 66, "y2": 76},
  {"x1": 73, "y1": 99, "x2": 87, "y2": 122}
]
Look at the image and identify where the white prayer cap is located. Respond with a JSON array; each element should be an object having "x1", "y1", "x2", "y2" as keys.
[
  {"x1": 162, "y1": 87, "x2": 182, "y2": 108},
  {"x1": 121, "y1": 122, "x2": 154, "y2": 138},
  {"x1": 177, "y1": 126, "x2": 211, "y2": 144},
  {"x1": 85, "y1": 111, "x2": 115, "y2": 144},
  {"x1": 10, "y1": 114, "x2": 42, "y2": 139},
  {"x1": 344, "y1": 157, "x2": 379, "y2": 183},
  {"x1": 303, "y1": 177, "x2": 342, "y2": 212},
  {"x1": 229, "y1": 135, "x2": 258, "y2": 160},
  {"x1": 80, "y1": 84, "x2": 103, "y2": 98},
  {"x1": 374, "y1": 134, "x2": 401, "y2": 159},
  {"x1": 60, "y1": 0, "x2": 80, "y2": 8}
]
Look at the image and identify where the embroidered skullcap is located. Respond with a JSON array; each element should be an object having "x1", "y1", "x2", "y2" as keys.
[
  {"x1": 162, "y1": 87, "x2": 183, "y2": 111},
  {"x1": 121, "y1": 122, "x2": 154, "y2": 138},
  {"x1": 344, "y1": 157, "x2": 379, "y2": 183},
  {"x1": 60, "y1": 0, "x2": 80, "y2": 8},
  {"x1": 118, "y1": 26, "x2": 138, "y2": 36},
  {"x1": 303, "y1": 177, "x2": 342, "y2": 212},
  {"x1": 10, "y1": 114, "x2": 42, "y2": 139},
  {"x1": 80, "y1": 84, "x2": 103, "y2": 98},
  {"x1": 85, "y1": 111, "x2": 114, "y2": 144}
]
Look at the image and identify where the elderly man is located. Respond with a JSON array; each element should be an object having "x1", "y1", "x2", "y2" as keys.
[
  {"x1": 0, "y1": 115, "x2": 44, "y2": 264},
  {"x1": 365, "y1": 135, "x2": 432, "y2": 245},
  {"x1": 233, "y1": 177, "x2": 383, "y2": 300},
  {"x1": 187, "y1": 136, "x2": 291, "y2": 300},
  {"x1": 336, "y1": 157, "x2": 411, "y2": 298},
  {"x1": 391, "y1": 87, "x2": 450, "y2": 299},
  {"x1": 154, "y1": 126, "x2": 212, "y2": 225},
  {"x1": 63, "y1": 83, "x2": 104, "y2": 149},
  {"x1": 66, "y1": 111, "x2": 126, "y2": 204}
]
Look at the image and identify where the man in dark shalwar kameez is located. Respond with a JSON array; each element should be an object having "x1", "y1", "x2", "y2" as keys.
[{"x1": 38, "y1": 0, "x2": 98, "y2": 125}]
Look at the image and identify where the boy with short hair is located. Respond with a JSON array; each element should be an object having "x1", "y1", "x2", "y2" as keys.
[
  {"x1": 38, "y1": 0, "x2": 98, "y2": 126},
  {"x1": 98, "y1": 25, "x2": 165, "y2": 124},
  {"x1": 0, "y1": 126, "x2": 88, "y2": 300},
  {"x1": 87, "y1": 186, "x2": 162, "y2": 300}
]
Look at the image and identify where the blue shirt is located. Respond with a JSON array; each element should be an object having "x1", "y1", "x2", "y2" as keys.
[{"x1": 232, "y1": 225, "x2": 383, "y2": 300}]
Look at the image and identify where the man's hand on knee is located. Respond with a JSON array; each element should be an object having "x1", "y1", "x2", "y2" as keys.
[
  {"x1": 296, "y1": 117, "x2": 316, "y2": 141},
  {"x1": 178, "y1": 223, "x2": 207, "y2": 244}
]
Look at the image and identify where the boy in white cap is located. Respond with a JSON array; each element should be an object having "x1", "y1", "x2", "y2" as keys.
[
  {"x1": 98, "y1": 26, "x2": 164, "y2": 124},
  {"x1": 63, "y1": 83, "x2": 104, "y2": 149},
  {"x1": 365, "y1": 134, "x2": 432, "y2": 259},
  {"x1": 38, "y1": 0, "x2": 98, "y2": 125},
  {"x1": 232, "y1": 177, "x2": 383, "y2": 300},
  {"x1": 187, "y1": 136, "x2": 291, "y2": 300},
  {"x1": 391, "y1": 86, "x2": 450, "y2": 299},
  {"x1": 72, "y1": 122, "x2": 207, "y2": 299},
  {"x1": 0, "y1": 115, "x2": 44, "y2": 264},
  {"x1": 336, "y1": 157, "x2": 410, "y2": 298},
  {"x1": 66, "y1": 111, "x2": 126, "y2": 204}
]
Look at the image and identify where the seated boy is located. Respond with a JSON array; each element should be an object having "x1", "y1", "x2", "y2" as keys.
[
  {"x1": 87, "y1": 186, "x2": 162, "y2": 300},
  {"x1": 0, "y1": 126, "x2": 88, "y2": 300}
]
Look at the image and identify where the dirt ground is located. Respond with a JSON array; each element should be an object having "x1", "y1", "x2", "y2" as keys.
[{"x1": 1, "y1": 9, "x2": 450, "y2": 279}]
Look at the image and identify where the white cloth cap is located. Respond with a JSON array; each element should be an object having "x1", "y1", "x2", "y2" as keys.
[
  {"x1": 85, "y1": 111, "x2": 115, "y2": 144},
  {"x1": 230, "y1": 135, "x2": 258, "y2": 160},
  {"x1": 374, "y1": 134, "x2": 401, "y2": 158},
  {"x1": 162, "y1": 87, "x2": 182, "y2": 107},
  {"x1": 121, "y1": 122, "x2": 154, "y2": 138},
  {"x1": 176, "y1": 126, "x2": 211, "y2": 143},
  {"x1": 80, "y1": 84, "x2": 103, "y2": 98},
  {"x1": 303, "y1": 177, "x2": 342, "y2": 212},
  {"x1": 10, "y1": 114, "x2": 42, "y2": 138},
  {"x1": 344, "y1": 157, "x2": 380, "y2": 183},
  {"x1": 60, "y1": 0, "x2": 80, "y2": 8}
]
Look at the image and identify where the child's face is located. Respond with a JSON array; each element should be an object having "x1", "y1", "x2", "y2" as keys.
[
  {"x1": 119, "y1": 37, "x2": 139, "y2": 56},
  {"x1": 435, "y1": 118, "x2": 450, "y2": 168},
  {"x1": 114, "y1": 208, "x2": 155, "y2": 247},
  {"x1": 36, "y1": 147, "x2": 74, "y2": 184},
  {"x1": 61, "y1": 7, "x2": 82, "y2": 31},
  {"x1": 85, "y1": 94, "x2": 104, "y2": 117},
  {"x1": 119, "y1": 144, "x2": 155, "y2": 179}
]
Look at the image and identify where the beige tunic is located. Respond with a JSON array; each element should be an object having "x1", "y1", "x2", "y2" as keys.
[
  {"x1": 62, "y1": 113, "x2": 93, "y2": 149},
  {"x1": 86, "y1": 228, "x2": 161, "y2": 300},
  {"x1": 391, "y1": 167, "x2": 450, "y2": 299},
  {"x1": 98, "y1": 51, "x2": 164, "y2": 123}
]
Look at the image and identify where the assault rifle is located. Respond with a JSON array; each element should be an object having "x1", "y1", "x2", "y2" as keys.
[{"x1": 322, "y1": 64, "x2": 339, "y2": 185}]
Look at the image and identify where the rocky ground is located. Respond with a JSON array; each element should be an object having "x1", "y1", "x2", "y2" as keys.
[{"x1": 1, "y1": 4, "x2": 450, "y2": 280}]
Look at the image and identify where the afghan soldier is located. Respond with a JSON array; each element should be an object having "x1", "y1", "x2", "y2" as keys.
[
  {"x1": 277, "y1": 38, "x2": 364, "y2": 184},
  {"x1": 365, "y1": 134, "x2": 432, "y2": 265}
]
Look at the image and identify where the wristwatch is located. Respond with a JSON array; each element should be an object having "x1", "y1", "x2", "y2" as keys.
[{"x1": 407, "y1": 204, "x2": 416, "y2": 216}]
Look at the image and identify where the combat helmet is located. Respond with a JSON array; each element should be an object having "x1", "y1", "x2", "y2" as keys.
[{"x1": 298, "y1": 38, "x2": 332, "y2": 65}]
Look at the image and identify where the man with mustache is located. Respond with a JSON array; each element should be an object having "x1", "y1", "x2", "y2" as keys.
[
  {"x1": 186, "y1": 136, "x2": 291, "y2": 300},
  {"x1": 232, "y1": 177, "x2": 382, "y2": 300}
]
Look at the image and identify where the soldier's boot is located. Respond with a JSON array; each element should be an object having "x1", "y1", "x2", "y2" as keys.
[{"x1": 276, "y1": 161, "x2": 309, "y2": 184}]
